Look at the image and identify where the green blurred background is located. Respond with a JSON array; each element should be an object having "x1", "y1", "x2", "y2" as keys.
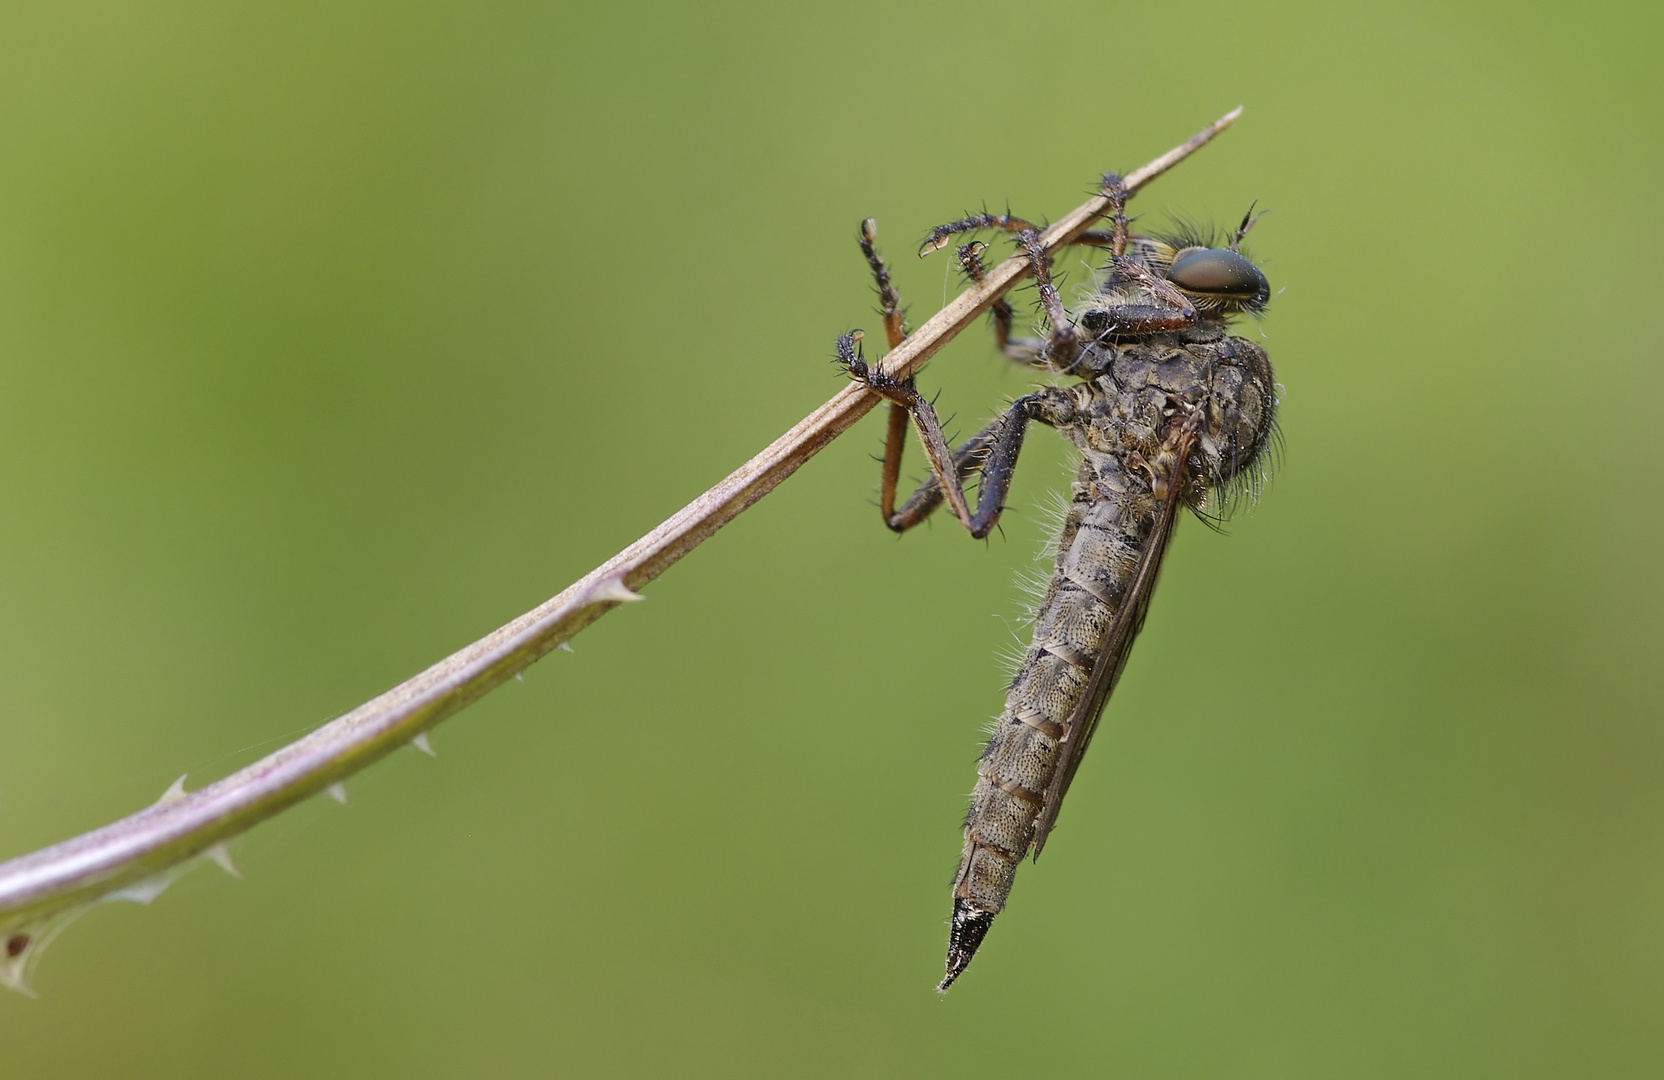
[{"x1": 1, "y1": 0, "x2": 1660, "y2": 1075}]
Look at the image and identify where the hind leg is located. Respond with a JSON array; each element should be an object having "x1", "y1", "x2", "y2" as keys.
[{"x1": 835, "y1": 332, "x2": 1073, "y2": 538}]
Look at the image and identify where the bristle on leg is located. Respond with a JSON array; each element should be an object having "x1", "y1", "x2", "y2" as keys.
[{"x1": 938, "y1": 899, "x2": 996, "y2": 992}]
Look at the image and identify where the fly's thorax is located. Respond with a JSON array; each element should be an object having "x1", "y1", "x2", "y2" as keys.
[{"x1": 1064, "y1": 333, "x2": 1276, "y2": 502}]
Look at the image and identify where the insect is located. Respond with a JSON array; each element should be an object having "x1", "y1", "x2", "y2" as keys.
[{"x1": 837, "y1": 172, "x2": 1278, "y2": 991}]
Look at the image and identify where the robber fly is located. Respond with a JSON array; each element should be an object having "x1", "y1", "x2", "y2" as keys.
[{"x1": 836, "y1": 172, "x2": 1278, "y2": 991}]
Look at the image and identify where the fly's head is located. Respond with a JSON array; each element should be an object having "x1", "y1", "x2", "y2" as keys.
[
  {"x1": 1163, "y1": 244, "x2": 1269, "y2": 316},
  {"x1": 1080, "y1": 205, "x2": 1271, "y2": 334},
  {"x1": 1152, "y1": 204, "x2": 1271, "y2": 317},
  {"x1": 1171, "y1": 203, "x2": 1271, "y2": 311}
]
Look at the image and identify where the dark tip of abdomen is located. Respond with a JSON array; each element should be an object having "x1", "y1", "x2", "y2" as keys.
[{"x1": 938, "y1": 900, "x2": 996, "y2": 992}]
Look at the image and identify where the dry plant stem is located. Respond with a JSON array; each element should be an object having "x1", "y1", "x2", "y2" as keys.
[{"x1": 0, "y1": 109, "x2": 1241, "y2": 969}]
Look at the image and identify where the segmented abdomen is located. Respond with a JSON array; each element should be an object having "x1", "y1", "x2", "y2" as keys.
[{"x1": 951, "y1": 472, "x2": 1155, "y2": 914}]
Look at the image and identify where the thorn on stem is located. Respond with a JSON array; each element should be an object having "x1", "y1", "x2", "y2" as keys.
[
  {"x1": 107, "y1": 869, "x2": 183, "y2": 906},
  {"x1": 588, "y1": 577, "x2": 643, "y2": 605},
  {"x1": 156, "y1": 775, "x2": 189, "y2": 807},
  {"x1": 412, "y1": 733, "x2": 436, "y2": 757},
  {"x1": 205, "y1": 843, "x2": 241, "y2": 879},
  {"x1": 0, "y1": 935, "x2": 34, "y2": 997},
  {"x1": 326, "y1": 783, "x2": 350, "y2": 806}
]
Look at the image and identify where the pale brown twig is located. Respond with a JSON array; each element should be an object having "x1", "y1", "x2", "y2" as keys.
[{"x1": 0, "y1": 108, "x2": 1241, "y2": 994}]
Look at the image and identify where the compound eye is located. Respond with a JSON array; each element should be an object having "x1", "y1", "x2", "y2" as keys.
[{"x1": 1168, "y1": 248, "x2": 1267, "y2": 300}]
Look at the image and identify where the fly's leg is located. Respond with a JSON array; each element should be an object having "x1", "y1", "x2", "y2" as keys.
[
  {"x1": 856, "y1": 218, "x2": 915, "y2": 521},
  {"x1": 918, "y1": 210, "x2": 1045, "y2": 255},
  {"x1": 959, "y1": 387, "x2": 1068, "y2": 538},
  {"x1": 918, "y1": 210, "x2": 1078, "y2": 369},
  {"x1": 835, "y1": 331, "x2": 1073, "y2": 538},
  {"x1": 922, "y1": 189, "x2": 1129, "y2": 256},
  {"x1": 857, "y1": 217, "x2": 909, "y2": 350},
  {"x1": 1097, "y1": 170, "x2": 1133, "y2": 256},
  {"x1": 957, "y1": 241, "x2": 1046, "y2": 369},
  {"x1": 836, "y1": 330, "x2": 971, "y2": 529},
  {"x1": 884, "y1": 418, "x2": 1003, "y2": 533},
  {"x1": 1078, "y1": 172, "x2": 1200, "y2": 338},
  {"x1": 1077, "y1": 263, "x2": 1198, "y2": 336},
  {"x1": 1011, "y1": 227, "x2": 1079, "y2": 368}
]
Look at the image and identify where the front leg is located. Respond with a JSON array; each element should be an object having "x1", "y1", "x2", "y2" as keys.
[
  {"x1": 1079, "y1": 172, "x2": 1199, "y2": 338},
  {"x1": 957, "y1": 241, "x2": 1045, "y2": 370},
  {"x1": 1010, "y1": 228, "x2": 1079, "y2": 370},
  {"x1": 916, "y1": 210, "x2": 1078, "y2": 369},
  {"x1": 1078, "y1": 258, "x2": 1199, "y2": 338}
]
